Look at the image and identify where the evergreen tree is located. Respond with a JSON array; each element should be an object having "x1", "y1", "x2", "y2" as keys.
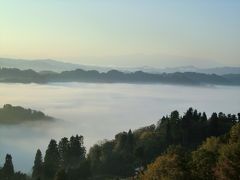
[
  {"x1": 54, "y1": 169, "x2": 67, "y2": 180},
  {"x1": 58, "y1": 137, "x2": 70, "y2": 168},
  {"x1": 68, "y1": 135, "x2": 86, "y2": 168},
  {"x1": 44, "y1": 139, "x2": 60, "y2": 179},
  {"x1": 2, "y1": 154, "x2": 14, "y2": 179},
  {"x1": 170, "y1": 110, "x2": 179, "y2": 121},
  {"x1": 126, "y1": 129, "x2": 134, "y2": 152},
  {"x1": 201, "y1": 112, "x2": 207, "y2": 122},
  {"x1": 209, "y1": 112, "x2": 219, "y2": 136},
  {"x1": 32, "y1": 149, "x2": 43, "y2": 179},
  {"x1": 181, "y1": 108, "x2": 194, "y2": 145}
]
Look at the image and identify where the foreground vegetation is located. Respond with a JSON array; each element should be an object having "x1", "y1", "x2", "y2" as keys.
[{"x1": 0, "y1": 108, "x2": 239, "y2": 179}]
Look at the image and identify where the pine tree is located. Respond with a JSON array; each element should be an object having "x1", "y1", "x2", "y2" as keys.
[
  {"x1": 58, "y1": 137, "x2": 69, "y2": 168},
  {"x1": 2, "y1": 154, "x2": 14, "y2": 179},
  {"x1": 68, "y1": 135, "x2": 86, "y2": 168},
  {"x1": 32, "y1": 149, "x2": 43, "y2": 179},
  {"x1": 44, "y1": 139, "x2": 60, "y2": 179},
  {"x1": 127, "y1": 129, "x2": 134, "y2": 152},
  {"x1": 209, "y1": 112, "x2": 219, "y2": 136}
]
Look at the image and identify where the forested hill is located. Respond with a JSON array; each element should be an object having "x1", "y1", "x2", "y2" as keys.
[
  {"x1": 0, "y1": 67, "x2": 240, "y2": 86},
  {"x1": 0, "y1": 104, "x2": 53, "y2": 124},
  {"x1": 0, "y1": 108, "x2": 239, "y2": 180}
]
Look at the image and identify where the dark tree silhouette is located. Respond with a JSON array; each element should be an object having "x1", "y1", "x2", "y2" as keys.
[
  {"x1": 58, "y1": 137, "x2": 69, "y2": 169},
  {"x1": 2, "y1": 154, "x2": 14, "y2": 179},
  {"x1": 68, "y1": 135, "x2": 86, "y2": 168},
  {"x1": 44, "y1": 139, "x2": 60, "y2": 179},
  {"x1": 32, "y1": 149, "x2": 43, "y2": 179}
]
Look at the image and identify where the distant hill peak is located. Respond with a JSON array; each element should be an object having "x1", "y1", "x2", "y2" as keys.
[{"x1": 0, "y1": 104, "x2": 53, "y2": 124}]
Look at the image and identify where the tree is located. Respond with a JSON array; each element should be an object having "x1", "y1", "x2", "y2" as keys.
[
  {"x1": 32, "y1": 149, "x2": 43, "y2": 179},
  {"x1": 229, "y1": 123, "x2": 240, "y2": 144},
  {"x1": 88, "y1": 144, "x2": 102, "y2": 175},
  {"x1": 67, "y1": 160, "x2": 91, "y2": 180},
  {"x1": 200, "y1": 137, "x2": 222, "y2": 153},
  {"x1": 30, "y1": 109, "x2": 238, "y2": 179},
  {"x1": 191, "y1": 149, "x2": 217, "y2": 180},
  {"x1": 214, "y1": 143, "x2": 240, "y2": 179},
  {"x1": 58, "y1": 137, "x2": 70, "y2": 168},
  {"x1": 214, "y1": 123, "x2": 240, "y2": 179},
  {"x1": 44, "y1": 139, "x2": 60, "y2": 179},
  {"x1": 181, "y1": 108, "x2": 194, "y2": 145},
  {"x1": 2, "y1": 154, "x2": 14, "y2": 179},
  {"x1": 12, "y1": 171, "x2": 27, "y2": 180},
  {"x1": 140, "y1": 146, "x2": 189, "y2": 180},
  {"x1": 54, "y1": 169, "x2": 67, "y2": 180},
  {"x1": 209, "y1": 113, "x2": 219, "y2": 136},
  {"x1": 68, "y1": 135, "x2": 86, "y2": 168}
]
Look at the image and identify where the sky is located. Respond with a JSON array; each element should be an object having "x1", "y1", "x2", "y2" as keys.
[{"x1": 0, "y1": 0, "x2": 240, "y2": 67}]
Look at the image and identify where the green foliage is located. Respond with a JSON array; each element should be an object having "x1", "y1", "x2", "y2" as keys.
[
  {"x1": 140, "y1": 146, "x2": 189, "y2": 180},
  {"x1": 0, "y1": 108, "x2": 239, "y2": 180},
  {"x1": 0, "y1": 154, "x2": 27, "y2": 180},
  {"x1": 44, "y1": 139, "x2": 60, "y2": 179},
  {"x1": 88, "y1": 130, "x2": 136, "y2": 178},
  {"x1": 191, "y1": 149, "x2": 217, "y2": 180},
  {"x1": 87, "y1": 108, "x2": 238, "y2": 178},
  {"x1": 32, "y1": 135, "x2": 87, "y2": 180},
  {"x1": 67, "y1": 160, "x2": 91, "y2": 180},
  {"x1": 200, "y1": 137, "x2": 222, "y2": 152},
  {"x1": 229, "y1": 123, "x2": 240, "y2": 143},
  {"x1": 141, "y1": 123, "x2": 240, "y2": 180},
  {"x1": 58, "y1": 135, "x2": 86, "y2": 170},
  {"x1": 68, "y1": 135, "x2": 86, "y2": 168},
  {"x1": 54, "y1": 169, "x2": 67, "y2": 180},
  {"x1": 214, "y1": 143, "x2": 240, "y2": 179},
  {"x1": 2, "y1": 154, "x2": 14, "y2": 179},
  {"x1": 32, "y1": 149, "x2": 43, "y2": 180},
  {"x1": 213, "y1": 123, "x2": 240, "y2": 179}
]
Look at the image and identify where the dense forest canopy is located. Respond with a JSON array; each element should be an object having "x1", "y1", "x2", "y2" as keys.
[
  {"x1": 0, "y1": 104, "x2": 53, "y2": 124},
  {"x1": 0, "y1": 108, "x2": 239, "y2": 179},
  {"x1": 0, "y1": 67, "x2": 240, "y2": 86}
]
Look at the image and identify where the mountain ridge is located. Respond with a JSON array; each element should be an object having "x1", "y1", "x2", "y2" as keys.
[
  {"x1": 1, "y1": 57, "x2": 240, "y2": 75},
  {"x1": 0, "y1": 67, "x2": 240, "y2": 86}
]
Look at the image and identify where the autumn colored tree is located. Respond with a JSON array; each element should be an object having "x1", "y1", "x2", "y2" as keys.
[
  {"x1": 140, "y1": 146, "x2": 189, "y2": 180},
  {"x1": 214, "y1": 123, "x2": 240, "y2": 179}
]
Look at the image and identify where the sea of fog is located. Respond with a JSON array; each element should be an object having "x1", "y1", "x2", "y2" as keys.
[{"x1": 0, "y1": 82, "x2": 240, "y2": 173}]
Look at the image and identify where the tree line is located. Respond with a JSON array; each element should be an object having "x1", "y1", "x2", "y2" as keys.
[
  {"x1": 139, "y1": 123, "x2": 240, "y2": 179},
  {"x1": 1, "y1": 67, "x2": 240, "y2": 85},
  {"x1": 0, "y1": 104, "x2": 52, "y2": 124},
  {"x1": 0, "y1": 108, "x2": 239, "y2": 179}
]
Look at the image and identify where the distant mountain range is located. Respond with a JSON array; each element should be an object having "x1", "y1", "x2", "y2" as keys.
[
  {"x1": 0, "y1": 67, "x2": 239, "y2": 86},
  {"x1": 0, "y1": 58, "x2": 240, "y2": 75},
  {"x1": 0, "y1": 58, "x2": 101, "y2": 72}
]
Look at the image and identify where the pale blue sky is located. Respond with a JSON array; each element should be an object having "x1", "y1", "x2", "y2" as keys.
[{"x1": 0, "y1": 0, "x2": 239, "y2": 67}]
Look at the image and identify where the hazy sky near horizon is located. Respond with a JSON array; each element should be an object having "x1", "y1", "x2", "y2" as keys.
[{"x1": 0, "y1": 0, "x2": 240, "y2": 67}]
